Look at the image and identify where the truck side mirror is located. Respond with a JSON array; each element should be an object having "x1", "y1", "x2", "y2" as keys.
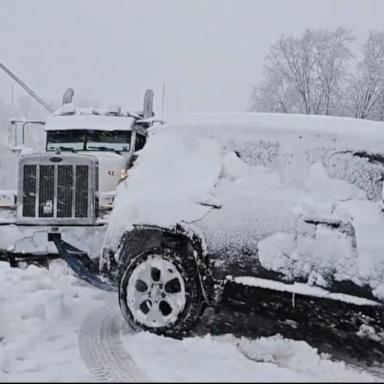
[
  {"x1": 7, "y1": 120, "x2": 21, "y2": 152},
  {"x1": 7, "y1": 119, "x2": 46, "y2": 152},
  {"x1": 62, "y1": 88, "x2": 75, "y2": 105}
]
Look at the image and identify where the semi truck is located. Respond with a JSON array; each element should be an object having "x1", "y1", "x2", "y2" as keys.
[{"x1": 0, "y1": 77, "x2": 156, "y2": 273}]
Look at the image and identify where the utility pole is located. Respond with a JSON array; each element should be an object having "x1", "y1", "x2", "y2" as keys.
[
  {"x1": 161, "y1": 83, "x2": 166, "y2": 119},
  {"x1": 11, "y1": 83, "x2": 14, "y2": 112}
]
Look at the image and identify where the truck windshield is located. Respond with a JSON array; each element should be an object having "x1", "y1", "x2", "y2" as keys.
[{"x1": 46, "y1": 130, "x2": 132, "y2": 153}]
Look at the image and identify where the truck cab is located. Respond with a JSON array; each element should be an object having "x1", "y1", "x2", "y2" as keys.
[
  {"x1": 0, "y1": 89, "x2": 156, "y2": 262},
  {"x1": 44, "y1": 110, "x2": 147, "y2": 209}
]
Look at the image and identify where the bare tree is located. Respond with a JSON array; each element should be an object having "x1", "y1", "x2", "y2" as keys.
[
  {"x1": 250, "y1": 28, "x2": 354, "y2": 116},
  {"x1": 313, "y1": 29, "x2": 354, "y2": 115},
  {"x1": 350, "y1": 31, "x2": 384, "y2": 120}
]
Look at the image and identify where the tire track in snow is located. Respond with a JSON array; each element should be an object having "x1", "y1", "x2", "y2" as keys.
[{"x1": 79, "y1": 301, "x2": 148, "y2": 382}]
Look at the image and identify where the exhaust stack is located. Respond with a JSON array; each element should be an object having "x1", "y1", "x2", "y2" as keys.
[
  {"x1": 143, "y1": 89, "x2": 154, "y2": 119},
  {"x1": 62, "y1": 88, "x2": 75, "y2": 105}
]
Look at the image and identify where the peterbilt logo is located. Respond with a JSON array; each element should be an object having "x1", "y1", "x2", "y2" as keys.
[
  {"x1": 107, "y1": 170, "x2": 116, "y2": 176},
  {"x1": 49, "y1": 157, "x2": 62, "y2": 162}
]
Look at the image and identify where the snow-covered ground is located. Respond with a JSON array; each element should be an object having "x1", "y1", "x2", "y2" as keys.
[
  {"x1": 0, "y1": 261, "x2": 381, "y2": 382},
  {"x1": 0, "y1": 261, "x2": 104, "y2": 381}
]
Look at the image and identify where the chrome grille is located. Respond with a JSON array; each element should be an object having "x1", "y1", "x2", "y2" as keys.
[
  {"x1": 38, "y1": 165, "x2": 54, "y2": 217},
  {"x1": 22, "y1": 164, "x2": 37, "y2": 217},
  {"x1": 17, "y1": 154, "x2": 97, "y2": 225},
  {"x1": 75, "y1": 165, "x2": 89, "y2": 218},
  {"x1": 57, "y1": 165, "x2": 73, "y2": 217}
]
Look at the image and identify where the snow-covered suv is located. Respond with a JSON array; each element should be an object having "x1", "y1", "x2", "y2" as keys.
[{"x1": 101, "y1": 113, "x2": 384, "y2": 337}]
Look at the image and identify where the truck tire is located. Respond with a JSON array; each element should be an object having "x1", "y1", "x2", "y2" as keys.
[{"x1": 118, "y1": 246, "x2": 203, "y2": 337}]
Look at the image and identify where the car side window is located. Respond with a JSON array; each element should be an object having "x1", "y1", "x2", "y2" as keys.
[{"x1": 229, "y1": 139, "x2": 280, "y2": 168}]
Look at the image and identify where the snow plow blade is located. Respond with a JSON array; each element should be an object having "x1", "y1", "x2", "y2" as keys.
[{"x1": 220, "y1": 277, "x2": 384, "y2": 365}]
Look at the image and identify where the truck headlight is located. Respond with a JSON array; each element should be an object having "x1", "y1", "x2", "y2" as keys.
[{"x1": 119, "y1": 169, "x2": 128, "y2": 182}]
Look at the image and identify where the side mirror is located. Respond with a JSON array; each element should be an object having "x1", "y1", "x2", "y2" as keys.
[
  {"x1": 8, "y1": 119, "x2": 22, "y2": 152},
  {"x1": 8, "y1": 119, "x2": 45, "y2": 152}
]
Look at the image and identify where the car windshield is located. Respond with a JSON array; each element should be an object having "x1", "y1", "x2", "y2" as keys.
[{"x1": 46, "y1": 130, "x2": 132, "y2": 152}]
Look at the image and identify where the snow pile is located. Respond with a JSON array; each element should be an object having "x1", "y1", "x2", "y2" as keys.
[
  {"x1": 208, "y1": 152, "x2": 384, "y2": 297},
  {"x1": 106, "y1": 129, "x2": 222, "y2": 246},
  {"x1": 0, "y1": 261, "x2": 107, "y2": 381},
  {"x1": 234, "y1": 334, "x2": 375, "y2": 381},
  {"x1": 336, "y1": 200, "x2": 384, "y2": 300},
  {"x1": 122, "y1": 331, "x2": 376, "y2": 382}
]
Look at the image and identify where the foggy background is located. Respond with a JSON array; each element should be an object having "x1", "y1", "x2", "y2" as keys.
[{"x1": 1, "y1": 0, "x2": 384, "y2": 119}]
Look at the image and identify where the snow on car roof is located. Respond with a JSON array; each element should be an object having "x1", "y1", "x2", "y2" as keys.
[
  {"x1": 45, "y1": 113, "x2": 136, "y2": 132},
  {"x1": 109, "y1": 112, "x2": 384, "y2": 246},
  {"x1": 165, "y1": 112, "x2": 384, "y2": 151},
  {"x1": 170, "y1": 111, "x2": 384, "y2": 133}
]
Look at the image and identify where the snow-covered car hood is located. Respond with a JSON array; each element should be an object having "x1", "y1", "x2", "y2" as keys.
[{"x1": 104, "y1": 113, "x2": 384, "y2": 300}]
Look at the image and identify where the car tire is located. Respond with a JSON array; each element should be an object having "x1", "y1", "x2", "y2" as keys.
[{"x1": 118, "y1": 245, "x2": 203, "y2": 338}]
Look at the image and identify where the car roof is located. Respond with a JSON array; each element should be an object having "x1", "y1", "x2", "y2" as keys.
[{"x1": 164, "y1": 112, "x2": 384, "y2": 153}]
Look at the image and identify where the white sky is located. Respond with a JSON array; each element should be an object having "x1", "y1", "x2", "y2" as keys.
[{"x1": 1, "y1": 0, "x2": 384, "y2": 117}]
